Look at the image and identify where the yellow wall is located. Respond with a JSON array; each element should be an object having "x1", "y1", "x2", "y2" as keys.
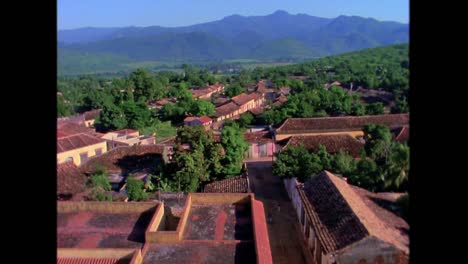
[
  {"x1": 57, "y1": 201, "x2": 157, "y2": 213},
  {"x1": 275, "y1": 130, "x2": 364, "y2": 141},
  {"x1": 57, "y1": 248, "x2": 136, "y2": 259},
  {"x1": 84, "y1": 119, "x2": 95, "y2": 127},
  {"x1": 57, "y1": 141, "x2": 108, "y2": 166}
]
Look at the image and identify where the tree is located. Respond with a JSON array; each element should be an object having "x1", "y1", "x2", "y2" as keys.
[
  {"x1": 273, "y1": 145, "x2": 315, "y2": 182},
  {"x1": 331, "y1": 151, "x2": 356, "y2": 175},
  {"x1": 96, "y1": 103, "x2": 127, "y2": 131},
  {"x1": 237, "y1": 112, "x2": 254, "y2": 127},
  {"x1": 88, "y1": 187, "x2": 113, "y2": 201},
  {"x1": 126, "y1": 175, "x2": 149, "y2": 201},
  {"x1": 366, "y1": 102, "x2": 385, "y2": 115},
  {"x1": 220, "y1": 123, "x2": 249, "y2": 176},
  {"x1": 88, "y1": 173, "x2": 112, "y2": 191},
  {"x1": 225, "y1": 83, "x2": 244, "y2": 97},
  {"x1": 191, "y1": 100, "x2": 215, "y2": 116},
  {"x1": 57, "y1": 96, "x2": 72, "y2": 117},
  {"x1": 383, "y1": 143, "x2": 410, "y2": 190},
  {"x1": 363, "y1": 124, "x2": 393, "y2": 162}
]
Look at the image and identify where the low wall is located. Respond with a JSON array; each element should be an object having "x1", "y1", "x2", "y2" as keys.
[
  {"x1": 251, "y1": 200, "x2": 273, "y2": 264},
  {"x1": 57, "y1": 248, "x2": 137, "y2": 260},
  {"x1": 57, "y1": 201, "x2": 157, "y2": 213},
  {"x1": 145, "y1": 195, "x2": 192, "y2": 243},
  {"x1": 283, "y1": 178, "x2": 303, "y2": 219},
  {"x1": 190, "y1": 192, "x2": 252, "y2": 204}
]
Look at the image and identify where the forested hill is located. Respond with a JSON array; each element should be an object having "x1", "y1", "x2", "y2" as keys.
[{"x1": 58, "y1": 10, "x2": 408, "y2": 76}]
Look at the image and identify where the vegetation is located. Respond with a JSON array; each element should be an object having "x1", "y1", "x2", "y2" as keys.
[
  {"x1": 126, "y1": 175, "x2": 149, "y2": 201},
  {"x1": 273, "y1": 124, "x2": 409, "y2": 192}
]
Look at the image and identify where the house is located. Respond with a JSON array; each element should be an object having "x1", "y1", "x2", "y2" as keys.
[
  {"x1": 203, "y1": 174, "x2": 250, "y2": 193},
  {"x1": 284, "y1": 171, "x2": 409, "y2": 264},
  {"x1": 277, "y1": 86, "x2": 291, "y2": 96},
  {"x1": 191, "y1": 83, "x2": 225, "y2": 100},
  {"x1": 255, "y1": 79, "x2": 276, "y2": 101},
  {"x1": 57, "y1": 133, "x2": 108, "y2": 166},
  {"x1": 100, "y1": 129, "x2": 155, "y2": 149},
  {"x1": 148, "y1": 98, "x2": 177, "y2": 109},
  {"x1": 82, "y1": 109, "x2": 102, "y2": 127},
  {"x1": 214, "y1": 101, "x2": 241, "y2": 122},
  {"x1": 280, "y1": 134, "x2": 364, "y2": 157},
  {"x1": 57, "y1": 161, "x2": 87, "y2": 200},
  {"x1": 275, "y1": 113, "x2": 410, "y2": 141},
  {"x1": 272, "y1": 94, "x2": 288, "y2": 108},
  {"x1": 183, "y1": 116, "x2": 213, "y2": 128},
  {"x1": 244, "y1": 131, "x2": 278, "y2": 158},
  {"x1": 58, "y1": 193, "x2": 272, "y2": 264}
]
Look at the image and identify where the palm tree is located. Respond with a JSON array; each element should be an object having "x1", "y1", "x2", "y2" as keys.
[{"x1": 384, "y1": 143, "x2": 410, "y2": 189}]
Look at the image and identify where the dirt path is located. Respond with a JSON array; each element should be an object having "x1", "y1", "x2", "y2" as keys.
[{"x1": 245, "y1": 160, "x2": 307, "y2": 264}]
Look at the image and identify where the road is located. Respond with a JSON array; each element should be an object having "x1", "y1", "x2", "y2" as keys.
[{"x1": 245, "y1": 160, "x2": 307, "y2": 264}]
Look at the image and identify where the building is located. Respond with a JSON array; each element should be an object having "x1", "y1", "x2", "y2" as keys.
[
  {"x1": 275, "y1": 114, "x2": 409, "y2": 141},
  {"x1": 191, "y1": 83, "x2": 225, "y2": 100},
  {"x1": 280, "y1": 134, "x2": 364, "y2": 157},
  {"x1": 148, "y1": 98, "x2": 177, "y2": 110},
  {"x1": 83, "y1": 109, "x2": 102, "y2": 127},
  {"x1": 393, "y1": 125, "x2": 409, "y2": 142},
  {"x1": 203, "y1": 175, "x2": 250, "y2": 193},
  {"x1": 183, "y1": 116, "x2": 213, "y2": 128},
  {"x1": 283, "y1": 171, "x2": 409, "y2": 264},
  {"x1": 100, "y1": 129, "x2": 155, "y2": 149},
  {"x1": 57, "y1": 161, "x2": 87, "y2": 200},
  {"x1": 214, "y1": 92, "x2": 265, "y2": 122},
  {"x1": 57, "y1": 133, "x2": 108, "y2": 166},
  {"x1": 244, "y1": 131, "x2": 278, "y2": 159},
  {"x1": 57, "y1": 193, "x2": 273, "y2": 264}
]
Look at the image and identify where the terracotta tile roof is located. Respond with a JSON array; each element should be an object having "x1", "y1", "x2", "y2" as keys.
[
  {"x1": 248, "y1": 107, "x2": 264, "y2": 116},
  {"x1": 214, "y1": 97, "x2": 230, "y2": 106},
  {"x1": 276, "y1": 114, "x2": 409, "y2": 134},
  {"x1": 83, "y1": 109, "x2": 102, "y2": 121},
  {"x1": 184, "y1": 116, "x2": 197, "y2": 122},
  {"x1": 57, "y1": 161, "x2": 87, "y2": 199},
  {"x1": 278, "y1": 87, "x2": 290, "y2": 95},
  {"x1": 57, "y1": 258, "x2": 125, "y2": 264},
  {"x1": 57, "y1": 133, "x2": 106, "y2": 153},
  {"x1": 112, "y1": 129, "x2": 139, "y2": 135},
  {"x1": 394, "y1": 126, "x2": 409, "y2": 142},
  {"x1": 298, "y1": 171, "x2": 409, "y2": 254},
  {"x1": 198, "y1": 115, "x2": 212, "y2": 124},
  {"x1": 57, "y1": 122, "x2": 95, "y2": 138},
  {"x1": 231, "y1": 93, "x2": 262, "y2": 106},
  {"x1": 244, "y1": 131, "x2": 272, "y2": 144},
  {"x1": 214, "y1": 102, "x2": 240, "y2": 117},
  {"x1": 284, "y1": 135, "x2": 364, "y2": 157},
  {"x1": 203, "y1": 175, "x2": 250, "y2": 193},
  {"x1": 80, "y1": 145, "x2": 166, "y2": 174}
]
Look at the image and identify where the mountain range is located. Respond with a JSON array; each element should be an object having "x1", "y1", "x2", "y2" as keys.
[{"x1": 58, "y1": 10, "x2": 409, "y2": 75}]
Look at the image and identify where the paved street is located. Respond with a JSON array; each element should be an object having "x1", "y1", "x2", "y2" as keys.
[{"x1": 245, "y1": 160, "x2": 307, "y2": 264}]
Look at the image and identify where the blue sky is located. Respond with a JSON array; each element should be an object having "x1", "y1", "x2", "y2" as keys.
[{"x1": 58, "y1": 0, "x2": 409, "y2": 30}]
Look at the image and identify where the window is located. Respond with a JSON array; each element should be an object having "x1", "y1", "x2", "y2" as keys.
[
  {"x1": 80, "y1": 152, "x2": 88, "y2": 163},
  {"x1": 65, "y1": 157, "x2": 73, "y2": 162},
  {"x1": 95, "y1": 148, "x2": 102, "y2": 156}
]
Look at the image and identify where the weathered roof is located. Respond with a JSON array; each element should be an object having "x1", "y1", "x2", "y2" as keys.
[
  {"x1": 57, "y1": 258, "x2": 125, "y2": 264},
  {"x1": 299, "y1": 171, "x2": 409, "y2": 254},
  {"x1": 203, "y1": 175, "x2": 250, "y2": 193},
  {"x1": 80, "y1": 145, "x2": 165, "y2": 174},
  {"x1": 57, "y1": 133, "x2": 106, "y2": 153},
  {"x1": 276, "y1": 114, "x2": 409, "y2": 134},
  {"x1": 57, "y1": 161, "x2": 87, "y2": 198},
  {"x1": 214, "y1": 102, "x2": 240, "y2": 117},
  {"x1": 83, "y1": 109, "x2": 102, "y2": 121},
  {"x1": 184, "y1": 116, "x2": 197, "y2": 122},
  {"x1": 394, "y1": 126, "x2": 409, "y2": 142},
  {"x1": 57, "y1": 122, "x2": 95, "y2": 138},
  {"x1": 198, "y1": 115, "x2": 212, "y2": 123},
  {"x1": 231, "y1": 93, "x2": 262, "y2": 106},
  {"x1": 244, "y1": 131, "x2": 272, "y2": 144},
  {"x1": 283, "y1": 135, "x2": 364, "y2": 157},
  {"x1": 248, "y1": 107, "x2": 264, "y2": 116}
]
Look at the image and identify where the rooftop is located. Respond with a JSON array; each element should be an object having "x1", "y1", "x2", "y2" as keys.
[
  {"x1": 83, "y1": 109, "x2": 102, "y2": 121},
  {"x1": 57, "y1": 161, "x2": 87, "y2": 199},
  {"x1": 231, "y1": 93, "x2": 262, "y2": 106},
  {"x1": 394, "y1": 125, "x2": 410, "y2": 142},
  {"x1": 283, "y1": 134, "x2": 364, "y2": 157},
  {"x1": 57, "y1": 202, "x2": 159, "y2": 249},
  {"x1": 243, "y1": 131, "x2": 272, "y2": 144},
  {"x1": 57, "y1": 133, "x2": 106, "y2": 153},
  {"x1": 80, "y1": 145, "x2": 166, "y2": 175},
  {"x1": 57, "y1": 122, "x2": 95, "y2": 138},
  {"x1": 142, "y1": 241, "x2": 256, "y2": 264},
  {"x1": 214, "y1": 102, "x2": 240, "y2": 117},
  {"x1": 299, "y1": 171, "x2": 409, "y2": 254},
  {"x1": 276, "y1": 113, "x2": 409, "y2": 134},
  {"x1": 203, "y1": 175, "x2": 250, "y2": 193}
]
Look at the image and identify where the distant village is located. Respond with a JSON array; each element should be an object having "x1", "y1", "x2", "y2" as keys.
[{"x1": 57, "y1": 78, "x2": 409, "y2": 264}]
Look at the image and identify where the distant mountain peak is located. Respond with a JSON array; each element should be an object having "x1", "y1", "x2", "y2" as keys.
[{"x1": 271, "y1": 10, "x2": 290, "y2": 16}]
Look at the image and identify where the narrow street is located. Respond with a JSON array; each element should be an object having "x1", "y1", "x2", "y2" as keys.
[{"x1": 245, "y1": 159, "x2": 307, "y2": 264}]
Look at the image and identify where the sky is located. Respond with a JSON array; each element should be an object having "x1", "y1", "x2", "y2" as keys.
[{"x1": 58, "y1": 0, "x2": 409, "y2": 30}]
